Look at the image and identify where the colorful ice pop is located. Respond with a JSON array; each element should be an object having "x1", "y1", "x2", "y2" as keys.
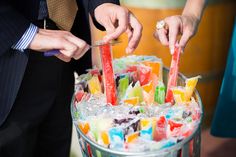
[
  {"x1": 153, "y1": 116, "x2": 167, "y2": 141},
  {"x1": 125, "y1": 131, "x2": 140, "y2": 143},
  {"x1": 127, "y1": 82, "x2": 143, "y2": 103},
  {"x1": 171, "y1": 87, "x2": 186, "y2": 104},
  {"x1": 99, "y1": 43, "x2": 117, "y2": 105},
  {"x1": 185, "y1": 76, "x2": 201, "y2": 101},
  {"x1": 142, "y1": 81, "x2": 154, "y2": 104},
  {"x1": 165, "y1": 47, "x2": 181, "y2": 104},
  {"x1": 75, "y1": 90, "x2": 85, "y2": 103},
  {"x1": 78, "y1": 121, "x2": 90, "y2": 134},
  {"x1": 168, "y1": 120, "x2": 183, "y2": 131},
  {"x1": 118, "y1": 76, "x2": 129, "y2": 99},
  {"x1": 87, "y1": 76, "x2": 102, "y2": 94},
  {"x1": 99, "y1": 131, "x2": 110, "y2": 146},
  {"x1": 140, "y1": 118, "x2": 153, "y2": 140},
  {"x1": 142, "y1": 81, "x2": 153, "y2": 93},
  {"x1": 108, "y1": 127, "x2": 124, "y2": 149},
  {"x1": 138, "y1": 65, "x2": 151, "y2": 86},
  {"x1": 154, "y1": 81, "x2": 166, "y2": 104},
  {"x1": 142, "y1": 59, "x2": 163, "y2": 81},
  {"x1": 123, "y1": 97, "x2": 139, "y2": 106}
]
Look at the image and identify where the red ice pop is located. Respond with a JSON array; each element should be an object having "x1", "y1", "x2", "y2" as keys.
[
  {"x1": 165, "y1": 47, "x2": 181, "y2": 104},
  {"x1": 99, "y1": 43, "x2": 117, "y2": 105}
]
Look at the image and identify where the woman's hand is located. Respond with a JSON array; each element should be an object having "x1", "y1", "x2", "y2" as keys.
[
  {"x1": 94, "y1": 3, "x2": 142, "y2": 53},
  {"x1": 154, "y1": 14, "x2": 200, "y2": 54},
  {"x1": 154, "y1": 0, "x2": 207, "y2": 54}
]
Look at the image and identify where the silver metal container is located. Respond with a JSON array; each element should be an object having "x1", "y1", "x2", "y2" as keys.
[{"x1": 71, "y1": 67, "x2": 203, "y2": 157}]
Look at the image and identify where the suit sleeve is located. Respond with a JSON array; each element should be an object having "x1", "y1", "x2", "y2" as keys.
[
  {"x1": 88, "y1": 0, "x2": 120, "y2": 30},
  {"x1": 0, "y1": 1, "x2": 31, "y2": 56},
  {"x1": 12, "y1": 24, "x2": 38, "y2": 52}
]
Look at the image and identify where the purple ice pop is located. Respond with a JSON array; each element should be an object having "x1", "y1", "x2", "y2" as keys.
[{"x1": 44, "y1": 49, "x2": 60, "y2": 57}]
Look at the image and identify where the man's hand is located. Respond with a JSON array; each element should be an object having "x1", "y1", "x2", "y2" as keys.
[
  {"x1": 94, "y1": 3, "x2": 142, "y2": 53},
  {"x1": 29, "y1": 29, "x2": 90, "y2": 62}
]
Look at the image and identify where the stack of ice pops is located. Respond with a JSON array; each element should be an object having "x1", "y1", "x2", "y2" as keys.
[{"x1": 72, "y1": 44, "x2": 201, "y2": 152}]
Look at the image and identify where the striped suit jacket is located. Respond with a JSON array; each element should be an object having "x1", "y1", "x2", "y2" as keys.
[{"x1": 0, "y1": 0, "x2": 119, "y2": 126}]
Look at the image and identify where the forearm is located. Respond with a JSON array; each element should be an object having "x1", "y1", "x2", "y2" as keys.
[{"x1": 182, "y1": 0, "x2": 207, "y2": 22}]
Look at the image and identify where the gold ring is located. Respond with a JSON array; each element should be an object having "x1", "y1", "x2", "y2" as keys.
[{"x1": 156, "y1": 20, "x2": 168, "y2": 30}]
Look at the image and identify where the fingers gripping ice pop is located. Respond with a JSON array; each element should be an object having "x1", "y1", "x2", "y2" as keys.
[
  {"x1": 99, "y1": 43, "x2": 117, "y2": 105},
  {"x1": 165, "y1": 47, "x2": 181, "y2": 104}
]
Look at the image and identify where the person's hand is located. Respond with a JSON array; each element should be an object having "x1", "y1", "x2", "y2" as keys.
[
  {"x1": 154, "y1": 14, "x2": 200, "y2": 54},
  {"x1": 94, "y1": 3, "x2": 142, "y2": 53},
  {"x1": 29, "y1": 29, "x2": 90, "y2": 62}
]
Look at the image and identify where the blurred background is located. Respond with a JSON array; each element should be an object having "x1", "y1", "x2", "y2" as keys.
[{"x1": 71, "y1": 0, "x2": 236, "y2": 156}]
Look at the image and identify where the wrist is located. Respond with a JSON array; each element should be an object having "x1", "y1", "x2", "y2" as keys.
[
  {"x1": 182, "y1": 12, "x2": 200, "y2": 25},
  {"x1": 181, "y1": 0, "x2": 207, "y2": 24},
  {"x1": 94, "y1": 3, "x2": 113, "y2": 18},
  {"x1": 28, "y1": 28, "x2": 44, "y2": 51}
]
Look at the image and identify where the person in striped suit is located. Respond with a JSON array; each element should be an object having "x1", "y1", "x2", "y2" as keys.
[{"x1": 0, "y1": 0, "x2": 142, "y2": 156}]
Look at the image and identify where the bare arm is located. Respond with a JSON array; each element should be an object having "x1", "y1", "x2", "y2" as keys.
[{"x1": 182, "y1": 0, "x2": 207, "y2": 22}]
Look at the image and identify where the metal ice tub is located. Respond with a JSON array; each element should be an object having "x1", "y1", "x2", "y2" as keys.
[{"x1": 71, "y1": 67, "x2": 203, "y2": 157}]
